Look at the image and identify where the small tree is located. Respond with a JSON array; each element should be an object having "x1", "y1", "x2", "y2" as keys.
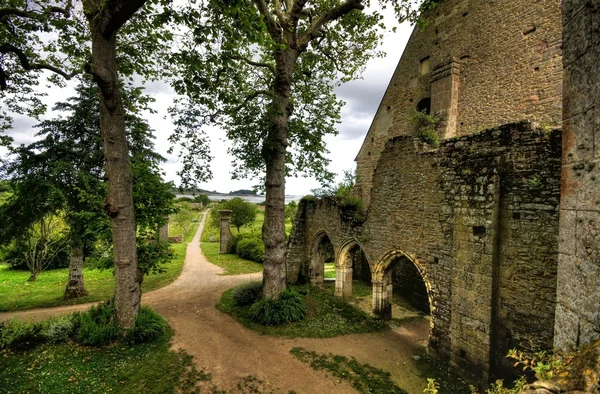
[
  {"x1": 285, "y1": 201, "x2": 298, "y2": 224},
  {"x1": 193, "y1": 194, "x2": 211, "y2": 207},
  {"x1": 23, "y1": 215, "x2": 68, "y2": 281},
  {"x1": 227, "y1": 198, "x2": 258, "y2": 233},
  {"x1": 171, "y1": 202, "x2": 196, "y2": 238}
]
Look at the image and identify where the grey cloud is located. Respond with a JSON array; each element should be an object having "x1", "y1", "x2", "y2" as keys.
[{"x1": 5, "y1": 115, "x2": 39, "y2": 146}]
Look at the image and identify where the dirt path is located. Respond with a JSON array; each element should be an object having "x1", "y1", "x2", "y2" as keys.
[{"x1": 0, "y1": 213, "x2": 430, "y2": 394}]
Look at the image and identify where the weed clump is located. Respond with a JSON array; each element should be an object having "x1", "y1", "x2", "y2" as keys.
[
  {"x1": 249, "y1": 289, "x2": 306, "y2": 326},
  {"x1": 232, "y1": 281, "x2": 263, "y2": 306},
  {"x1": 126, "y1": 306, "x2": 170, "y2": 344},
  {"x1": 76, "y1": 300, "x2": 121, "y2": 346}
]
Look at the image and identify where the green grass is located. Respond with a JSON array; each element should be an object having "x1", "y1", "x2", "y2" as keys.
[
  {"x1": 200, "y1": 242, "x2": 263, "y2": 275},
  {"x1": 0, "y1": 243, "x2": 187, "y2": 312},
  {"x1": 290, "y1": 347, "x2": 408, "y2": 394},
  {"x1": 217, "y1": 284, "x2": 385, "y2": 338},
  {"x1": 324, "y1": 263, "x2": 336, "y2": 279},
  {"x1": 0, "y1": 333, "x2": 209, "y2": 394},
  {"x1": 201, "y1": 208, "x2": 293, "y2": 243},
  {"x1": 414, "y1": 349, "x2": 472, "y2": 394}
]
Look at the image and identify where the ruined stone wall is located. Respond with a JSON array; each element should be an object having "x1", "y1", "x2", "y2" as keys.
[
  {"x1": 356, "y1": 0, "x2": 562, "y2": 207},
  {"x1": 288, "y1": 122, "x2": 562, "y2": 380},
  {"x1": 554, "y1": 1, "x2": 600, "y2": 351}
]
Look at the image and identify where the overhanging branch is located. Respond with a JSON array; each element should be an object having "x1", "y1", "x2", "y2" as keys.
[
  {"x1": 230, "y1": 55, "x2": 275, "y2": 74},
  {"x1": 298, "y1": 0, "x2": 364, "y2": 49},
  {"x1": 0, "y1": 43, "x2": 80, "y2": 90},
  {"x1": 0, "y1": 6, "x2": 71, "y2": 19}
]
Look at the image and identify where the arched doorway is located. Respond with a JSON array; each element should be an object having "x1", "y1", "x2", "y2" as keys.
[
  {"x1": 373, "y1": 251, "x2": 432, "y2": 321},
  {"x1": 336, "y1": 240, "x2": 371, "y2": 298},
  {"x1": 310, "y1": 231, "x2": 335, "y2": 285}
]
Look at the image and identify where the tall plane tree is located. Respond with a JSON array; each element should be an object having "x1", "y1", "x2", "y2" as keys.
[
  {"x1": 1, "y1": 0, "x2": 172, "y2": 328},
  {"x1": 171, "y1": 0, "x2": 436, "y2": 298}
]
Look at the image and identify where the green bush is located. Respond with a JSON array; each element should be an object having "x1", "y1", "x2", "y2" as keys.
[
  {"x1": 41, "y1": 314, "x2": 77, "y2": 344},
  {"x1": 77, "y1": 300, "x2": 121, "y2": 346},
  {"x1": 232, "y1": 281, "x2": 263, "y2": 306},
  {"x1": 249, "y1": 290, "x2": 306, "y2": 326},
  {"x1": 407, "y1": 109, "x2": 441, "y2": 148},
  {"x1": 0, "y1": 319, "x2": 44, "y2": 350},
  {"x1": 236, "y1": 237, "x2": 265, "y2": 263},
  {"x1": 229, "y1": 232, "x2": 259, "y2": 253},
  {"x1": 126, "y1": 306, "x2": 170, "y2": 344}
]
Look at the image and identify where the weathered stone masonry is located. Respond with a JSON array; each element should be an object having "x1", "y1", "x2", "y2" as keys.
[
  {"x1": 287, "y1": 122, "x2": 561, "y2": 380},
  {"x1": 355, "y1": 0, "x2": 562, "y2": 207},
  {"x1": 554, "y1": 1, "x2": 600, "y2": 351}
]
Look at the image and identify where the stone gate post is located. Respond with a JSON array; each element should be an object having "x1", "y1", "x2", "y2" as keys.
[{"x1": 218, "y1": 209, "x2": 234, "y2": 254}]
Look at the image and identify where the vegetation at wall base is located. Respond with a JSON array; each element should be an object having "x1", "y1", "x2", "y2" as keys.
[
  {"x1": 290, "y1": 347, "x2": 408, "y2": 394},
  {"x1": 248, "y1": 289, "x2": 306, "y2": 326},
  {"x1": 0, "y1": 243, "x2": 186, "y2": 312},
  {"x1": 217, "y1": 284, "x2": 385, "y2": 338},
  {"x1": 414, "y1": 349, "x2": 472, "y2": 394}
]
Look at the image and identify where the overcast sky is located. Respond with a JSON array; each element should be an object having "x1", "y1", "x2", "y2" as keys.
[{"x1": 3, "y1": 14, "x2": 414, "y2": 196}]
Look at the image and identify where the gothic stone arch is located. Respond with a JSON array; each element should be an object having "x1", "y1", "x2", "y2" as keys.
[{"x1": 335, "y1": 239, "x2": 371, "y2": 298}]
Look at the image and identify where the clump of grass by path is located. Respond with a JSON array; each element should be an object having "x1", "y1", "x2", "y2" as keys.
[
  {"x1": 0, "y1": 243, "x2": 187, "y2": 312},
  {"x1": 217, "y1": 284, "x2": 385, "y2": 338},
  {"x1": 290, "y1": 347, "x2": 408, "y2": 394}
]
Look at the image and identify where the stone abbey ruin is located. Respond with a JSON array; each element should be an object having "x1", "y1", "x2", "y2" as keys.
[{"x1": 285, "y1": 0, "x2": 600, "y2": 382}]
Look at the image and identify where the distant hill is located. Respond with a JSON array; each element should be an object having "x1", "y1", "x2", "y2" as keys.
[{"x1": 228, "y1": 189, "x2": 257, "y2": 196}]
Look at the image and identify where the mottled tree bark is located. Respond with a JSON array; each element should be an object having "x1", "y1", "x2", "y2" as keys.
[
  {"x1": 261, "y1": 48, "x2": 297, "y2": 299},
  {"x1": 64, "y1": 241, "x2": 88, "y2": 298},
  {"x1": 83, "y1": 0, "x2": 146, "y2": 328}
]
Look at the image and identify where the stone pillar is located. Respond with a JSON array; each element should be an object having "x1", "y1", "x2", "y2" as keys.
[
  {"x1": 372, "y1": 280, "x2": 392, "y2": 320},
  {"x1": 334, "y1": 266, "x2": 353, "y2": 298},
  {"x1": 158, "y1": 221, "x2": 169, "y2": 242},
  {"x1": 554, "y1": 1, "x2": 600, "y2": 351},
  {"x1": 431, "y1": 57, "x2": 461, "y2": 140},
  {"x1": 218, "y1": 210, "x2": 234, "y2": 254}
]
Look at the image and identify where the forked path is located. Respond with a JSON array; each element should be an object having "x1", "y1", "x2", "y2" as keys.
[{"x1": 0, "y1": 213, "x2": 430, "y2": 394}]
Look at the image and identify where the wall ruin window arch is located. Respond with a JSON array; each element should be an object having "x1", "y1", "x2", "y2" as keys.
[
  {"x1": 310, "y1": 231, "x2": 335, "y2": 286},
  {"x1": 335, "y1": 240, "x2": 371, "y2": 298}
]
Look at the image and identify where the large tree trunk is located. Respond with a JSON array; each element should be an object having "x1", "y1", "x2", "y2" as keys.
[
  {"x1": 261, "y1": 49, "x2": 296, "y2": 299},
  {"x1": 64, "y1": 240, "x2": 88, "y2": 299},
  {"x1": 89, "y1": 31, "x2": 140, "y2": 329}
]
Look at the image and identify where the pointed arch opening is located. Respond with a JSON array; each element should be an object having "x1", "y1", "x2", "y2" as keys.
[
  {"x1": 310, "y1": 231, "x2": 335, "y2": 286},
  {"x1": 335, "y1": 240, "x2": 371, "y2": 299},
  {"x1": 373, "y1": 251, "x2": 432, "y2": 321}
]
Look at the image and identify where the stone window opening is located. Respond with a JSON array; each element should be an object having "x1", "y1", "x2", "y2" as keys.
[
  {"x1": 416, "y1": 97, "x2": 432, "y2": 115},
  {"x1": 419, "y1": 56, "x2": 431, "y2": 76}
]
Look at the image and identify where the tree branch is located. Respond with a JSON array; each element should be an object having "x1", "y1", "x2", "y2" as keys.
[
  {"x1": 253, "y1": 0, "x2": 281, "y2": 39},
  {"x1": 289, "y1": 0, "x2": 308, "y2": 27},
  {"x1": 0, "y1": 43, "x2": 80, "y2": 90},
  {"x1": 272, "y1": 0, "x2": 286, "y2": 25},
  {"x1": 0, "y1": 6, "x2": 70, "y2": 19},
  {"x1": 230, "y1": 55, "x2": 275, "y2": 74},
  {"x1": 83, "y1": 0, "x2": 146, "y2": 37},
  {"x1": 298, "y1": 0, "x2": 364, "y2": 49}
]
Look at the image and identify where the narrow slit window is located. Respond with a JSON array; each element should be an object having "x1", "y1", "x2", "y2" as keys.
[{"x1": 420, "y1": 56, "x2": 431, "y2": 76}]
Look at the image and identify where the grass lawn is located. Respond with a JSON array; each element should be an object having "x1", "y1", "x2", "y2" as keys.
[
  {"x1": 217, "y1": 283, "x2": 385, "y2": 338},
  {"x1": 0, "y1": 334, "x2": 209, "y2": 394},
  {"x1": 169, "y1": 212, "x2": 201, "y2": 243},
  {"x1": 324, "y1": 263, "x2": 335, "y2": 279},
  {"x1": 200, "y1": 242, "x2": 263, "y2": 275},
  {"x1": 0, "y1": 243, "x2": 187, "y2": 312}
]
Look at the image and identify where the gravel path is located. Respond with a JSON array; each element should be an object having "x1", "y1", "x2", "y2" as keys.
[{"x1": 0, "y1": 212, "x2": 430, "y2": 393}]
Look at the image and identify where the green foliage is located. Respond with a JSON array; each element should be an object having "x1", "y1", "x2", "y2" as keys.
[
  {"x1": 126, "y1": 306, "x2": 171, "y2": 344},
  {"x1": 232, "y1": 281, "x2": 263, "y2": 306},
  {"x1": 40, "y1": 315, "x2": 77, "y2": 344},
  {"x1": 407, "y1": 109, "x2": 441, "y2": 148},
  {"x1": 218, "y1": 284, "x2": 385, "y2": 338},
  {"x1": 171, "y1": 202, "x2": 196, "y2": 238},
  {"x1": 227, "y1": 198, "x2": 258, "y2": 233},
  {"x1": 0, "y1": 334, "x2": 208, "y2": 393},
  {"x1": 0, "y1": 319, "x2": 44, "y2": 350},
  {"x1": 76, "y1": 300, "x2": 122, "y2": 346},
  {"x1": 290, "y1": 347, "x2": 408, "y2": 394},
  {"x1": 137, "y1": 240, "x2": 173, "y2": 276},
  {"x1": 424, "y1": 378, "x2": 440, "y2": 394},
  {"x1": 236, "y1": 236, "x2": 265, "y2": 263},
  {"x1": 193, "y1": 194, "x2": 211, "y2": 206},
  {"x1": 248, "y1": 290, "x2": 306, "y2": 326},
  {"x1": 507, "y1": 348, "x2": 566, "y2": 380},
  {"x1": 414, "y1": 349, "x2": 472, "y2": 394},
  {"x1": 312, "y1": 170, "x2": 364, "y2": 217},
  {"x1": 285, "y1": 201, "x2": 298, "y2": 224}
]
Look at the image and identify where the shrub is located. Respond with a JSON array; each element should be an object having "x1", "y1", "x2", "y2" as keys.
[
  {"x1": 41, "y1": 314, "x2": 77, "y2": 344},
  {"x1": 126, "y1": 306, "x2": 170, "y2": 344},
  {"x1": 249, "y1": 290, "x2": 306, "y2": 326},
  {"x1": 77, "y1": 300, "x2": 121, "y2": 346},
  {"x1": 236, "y1": 237, "x2": 265, "y2": 263},
  {"x1": 229, "y1": 232, "x2": 259, "y2": 253},
  {"x1": 0, "y1": 319, "x2": 45, "y2": 350},
  {"x1": 407, "y1": 109, "x2": 441, "y2": 148},
  {"x1": 232, "y1": 281, "x2": 263, "y2": 306}
]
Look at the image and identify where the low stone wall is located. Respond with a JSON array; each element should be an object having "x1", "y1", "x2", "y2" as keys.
[{"x1": 286, "y1": 121, "x2": 562, "y2": 381}]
